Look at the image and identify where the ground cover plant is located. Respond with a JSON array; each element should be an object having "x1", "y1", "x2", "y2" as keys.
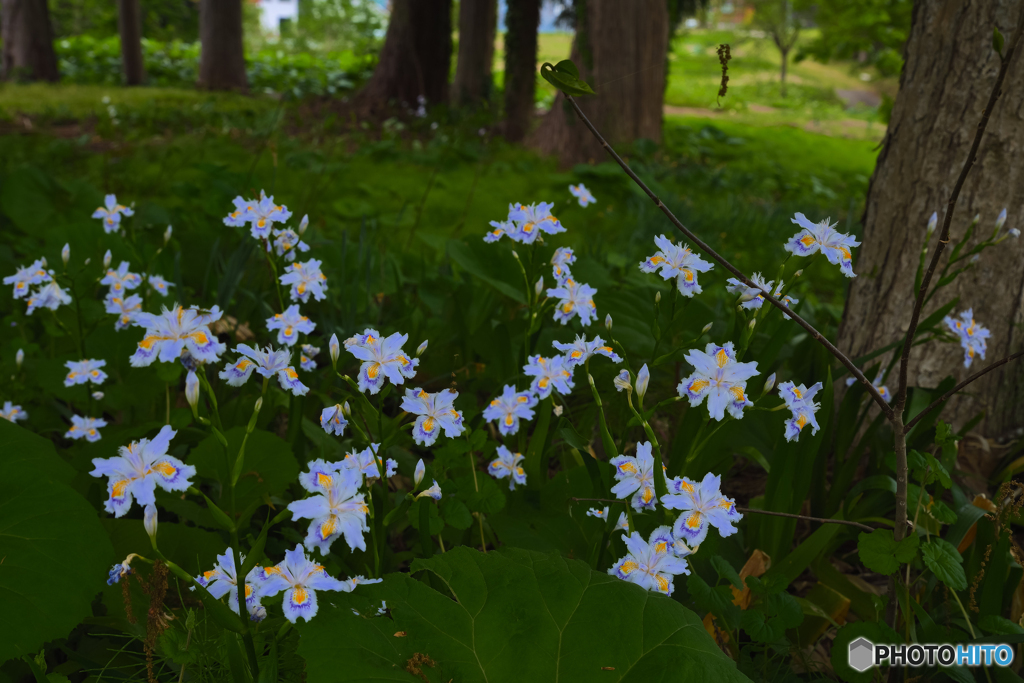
[{"x1": 1, "y1": 29, "x2": 1023, "y2": 683}]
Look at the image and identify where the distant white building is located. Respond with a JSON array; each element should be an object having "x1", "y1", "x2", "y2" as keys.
[{"x1": 254, "y1": 0, "x2": 299, "y2": 34}]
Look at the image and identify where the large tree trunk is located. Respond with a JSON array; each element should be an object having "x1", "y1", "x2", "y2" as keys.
[
  {"x1": 839, "y1": 0, "x2": 1024, "y2": 436},
  {"x1": 118, "y1": 0, "x2": 145, "y2": 86},
  {"x1": 0, "y1": 0, "x2": 59, "y2": 82},
  {"x1": 356, "y1": 0, "x2": 452, "y2": 114},
  {"x1": 502, "y1": 0, "x2": 540, "y2": 142},
  {"x1": 198, "y1": 0, "x2": 247, "y2": 91},
  {"x1": 453, "y1": 0, "x2": 497, "y2": 106},
  {"x1": 531, "y1": 0, "x2": 669, "y2": 166}
]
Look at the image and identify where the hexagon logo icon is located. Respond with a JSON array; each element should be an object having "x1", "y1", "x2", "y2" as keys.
[{"x1": 849, "y1": 637, "x2": 875, "y2": 673}]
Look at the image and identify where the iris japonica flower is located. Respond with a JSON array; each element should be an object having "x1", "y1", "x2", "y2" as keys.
[
  {"x1": 613, "y1": 369, "x2": 632, "y2": 393},
  {"x1": 219, "y1": 344, "x2": 309, "y2": 396},
  {"x1": 610, "y1": 442, "x2": 659, "y2": 512},
  {"x1": 639, "y1": 234, "x2": 714, "y2": 297},
  {"x1": 300, "y1": 344, "x2": 319, "y2": 371},
  {"x1": 101, "y1": 262, "x2": 142, "y2": 296},
  {"x1": 320, "y1": 404, "x2": 348, "y2": 436},
  {"x1": 662, "y1": 472, "x2": 741, "y2": 546},
  {"x1": 726, "y1": 273, "x2": 774, "y2": 310},
  {"x1": 107, "y1": 557, "x2": 136, "y2": 585},
  {"x1": 1, "y1": 401, "x2": 28, "y2": 423},
  {"x1": 678, "y1": 342, "x2": 759, "y2": 421},
  {"x1": 337, "y1": 447, "x2": 397, "y2": 482},
  {"x1": 845, "y1": 371, "x2": 889, "y2": 402},
  {"x1": 65, "y1": 359, "x2": 107, "y2": 387},
  {"x1": 416, "y1": 480, "x2": 443, "y2": 500},
  {"x1": 345, "y1": 329, "x2": 418, "y2": 394},
  {"x1": 569, "y1": 183, "x2": 596, "y2": 207},
  {"x1": 784, "y1": 213, "x2": 861, "y2": 278},
  {"x1": 223, "y1": 195, "x2": 256, "y2": 227},
  {"x1": 944, "y1": 308, "x2": 991, "y2": 368},
  {"x1": 482, "y1": 384, "x2": 537, "y2": 436},
  {"x1": 778, "y1": 380, "x2": 823, "y2": 442},
  {"x1": 258, "y1": 545, "x2": 379, "y2": 623},
  {"x1": 266, "y1": 304, "x2": 316, "y2": 346},
  {"x1": 130, "y1": 304, "x2": 226, "y2": 366},
  {"x1": 280, "y1": 258, "x2": 328, "y2": 303},
  {"x1": 105, "y1": 294, "x2": 143, "y2": 331},
  {"x1": 609, "y1": 527, "x2": 691, "y2": 595},
  {"x1": 25, "y1": 281, "x2": 72, "y2": 315},
  {"x1": 552, "y1": 334, "x2": 622, "y2": 367},
  {"x1": 92, "y1": 194, "x2": 134, "y2": 233},
  {"x1": 523, "y1": 354, "x2": 575, "y2": 399},
  {"x1": 193, "y1": 548, "x2": 264, "y2": 620},
  {"x1": 483, "y1": 219, "x2": 515, "y2": 243},
  {"x1": 546, "y1": 277, "x2": 598, "y2": 326},
  {"x1": 148, "y1": 275, "x2": 173, "y2": 297},
  {"x1": 4, "y1": 259, "x2": 50, "y2": 299},
  {"x1": 508, "y1": 202, "x2": 565, "y2": 243},
  {"x1": 401, "y1": 387, "x2": 465, "y2": 447},
  {"x1": 288, "y1": 466, "x2": 369, "y2": 554},
  {"x1": 245, "y1": 191, "x2": 292, "y2": 240},
  {"x1": 89, "y1": 425, "x2": 195, "y2": 517},
  {"x1": 551, "y1": 246, "x2": 576, "y2": 282},
  {"x1": 487, "y1": 445, "x2": 526, "y2": 490},
  {"x1": 586, "y1": 507, "x2": 629, "y2": 531},
  {"x1": 271, "y1": 227, "x2": 310, "y2": 261}
]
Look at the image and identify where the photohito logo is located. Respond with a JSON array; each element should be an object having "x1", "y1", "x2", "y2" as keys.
[{"x1": 848, "y1": 638, "x2": 1015, "y2": 672}]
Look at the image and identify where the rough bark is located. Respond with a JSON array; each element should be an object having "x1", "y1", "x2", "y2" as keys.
[
  {"x1": 839, "y1": 0, "x2": 1024, "y2": 436},
  {"x1": 198, "y1": 0, "x2": 247, "y2": 91},
  {"x1": 503, "y1": 0, "x2": 540, "y2": 142},
  {"x1": 118, "y1": 0, "x2": 145, "y2": 86},
  {"x1": 1, "y1": 0, "x2": 59, "y2": 82},
  {"x1": 356, "y1": 0, "x2": 453, "y2": 113},
  {"x1": 530, "y1": 0, "x2": 669, "y2": 166},
  {"x1": 453, "y1": 0, "x2": 497, "y2": 106}
]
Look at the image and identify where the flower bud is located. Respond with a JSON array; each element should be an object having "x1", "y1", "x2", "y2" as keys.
[
  {"x1": 414, "y1": 458, "x2": 425, "y2": 487},
  {"x1": 926, "y1": 211, "x2": 938, "y2": 236},
  {"x1": 61, "y1": 243, "x2": 70, "y2": 266},
  {"x1": 655, "y1": 291, "x2": 661, "y2": 304},
  {"x1": 250, "y1": 605, "x2": 267, "y2": 622},
  {"x1": 164, "y1": 225, "x2": 173, "y2": 244},
  {"x1": 1010, "y1": 228, "x2": 1021, "y2": 238},
  {"x1": 416, "y1": 339, "x2": 428, "y2": 357},
  {"x1": 342, "y1": 401, "x2": 351, "y2": 417},
  {"x1": 605, "y1": 314, "x2": 613, "y2": 331},
  {"x1": 793, "y1": 270, "x2": 803, "y2": 278},
  {"x1": 613, "y1": 369, "x2": 632, "y2": 393},
  {"x1": 144, "y1": 503, "x2": 158, "y2": 544},
  {"x1": 763, "y1": 372, "x2": 776, "y2": 394},
  {"x1": 535, "y1": 276, "x2": 544, "y2": 297},
  {"x1": 996, "y1": 208, "x2": 1007, "y2": 230},
  {"x1": 185, "y1": 370, "x2": 199, "y2": 409},
  {"x1": 970, "y1": 254, "x2": 980, "y2": 264},
  {"x1": 701, "y1": 322, "x2": 713, "y2": 335},
  {"x1": 636, "y1": 363, "x2": 650, "y2": 404},
  {"x1": 511, "y1": 250, "x2": 519, "y2": 260},
  {"x1": 103, "y1": 250, "x2": 112, "y2": 268},
  {"x1": 84, "y1": 258, "x2": 91, "y2": 265},
  {"x1": 329, "y1": 333, "x2": 340, "y2": 368},
  {"x1": 553, "y1": 404, "x2": 564, "y2": 416},
  {"x1": 92, "y1": 391, "x2": 104, "y2": 401},
  {"x1": 298, "y1": 214, "x2": 309, "y2": 236},
  {"x1": 40, "y1": 257, "x2": 47, "y2": 268},
  {"x1": 15, "y1": 348, "x2": 24, "y2": 369},
  {"x1": 416, "y1": 480, "x2": 443, "y2": 500},
  {"x1": 254, "y1": 397, "x2": 263, "y2": 412},
  {"x1": 748, "y1": 318, "x2": 756, "y2": 330}
]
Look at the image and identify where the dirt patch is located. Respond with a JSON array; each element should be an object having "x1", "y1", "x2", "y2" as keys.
[{"x1": 835, "y1": 89, "x2": 882, "y2": 109}]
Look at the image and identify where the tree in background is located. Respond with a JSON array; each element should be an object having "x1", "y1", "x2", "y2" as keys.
[
  {"x1": 198, "y1": 0, "x2": 247, "y2": 91},
  {"x1": 50, "y1": 0, "x2": 198, "y2": 41},
  {"x1": 750, "y1": 0, "x2": 800, "y2": 97},
  {"x1": 795, "y1": 0, "x2": 911, "y2": 77},
  {"x1": 453, "y1": 0, "x2": 498, "y2": 106},
  {"x1": 840, "y1": 0, "x2": 1024, "y2": 435},
  {"x1": 356, "y1": 0, "x2": 452, "y2": 113},
  {"x1": 117, "y1": 0, "x2": 144, "y2": 85},
  {"x1": 503, "y1": 0, "x2": 541, "y2": 142},
  {"x1": 1, "y1": 0, "x2": 60, "y2": 82},
  {"x1": 292, "y1": 0, "x2": 385, "y2": 55},
  {"x1": 532, "y1": 0, "x2": 669, "y2": 166}
]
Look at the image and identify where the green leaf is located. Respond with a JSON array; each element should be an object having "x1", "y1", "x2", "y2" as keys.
[
  {"x1": 831, "y1": 621, "x2": 902, "y2": 683},
  {"x1": 979, "y1": 615, "x2": 1024, "y2": 636},
  {"x1": 298, "y1": 547, "x2": 746, "y2": 682},
  {"x1": 763, "y1": 512, "x2": 841, "y2": 587},
  {"x1": 0, "y1": 421, "x2": 115, "y2": 665},
  {"x1": 440, "y1": 496, "x2": 473, "y2": 530},
  {"x1": 539, "y1": 60, "x2": 596, "y2": 96},
  {"x1": 921, "y1": 538, "x2": 967, "y2": 590},
  {"x1": 524, "y1": 397, "x2": 552, "y2": 488},
  {"x1": 994, "y1": 26, "x2": 1006, "y2": 55},
  {"x1": 857, "y1": 529, "x2": 919, "y2": 575},
  {"x1": 688, "y1": 574, "x2": 741, "y2": 631},
  {"x1": 712, "y1": 556, "x2": 743, "y2": 589},
  {"x1": 408, "y1": 499, "x2": 443, "y2": 535}
]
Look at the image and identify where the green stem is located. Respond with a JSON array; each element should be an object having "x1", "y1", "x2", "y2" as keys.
[
  {"x1": 625, "y1": 391, "x2": 669, "y2": 501},
  {"x1": 585, "y1": 359, "x2": 617, "y2": 459},
  {"x1": 197, "y1": 366, "x2": 223, "y2": 431}
]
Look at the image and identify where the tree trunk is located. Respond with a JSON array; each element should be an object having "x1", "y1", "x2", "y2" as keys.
[
  {"x1": 779, "y1": 44, "x2": 788, "y2": 97},
  {"x1": 453, "y1": 0, "x2": 497, "y2": 106},
  {"x1": 198, "y1": 0, "x2": 247, "y2": 91},
  {"x1": 0, "y1": 0, "x2": 59, "y2": 82},
  {"x1": 502, "y1": 0, "x2": 540, "y2": 142},
  {"x1": 839, "y1": 0, "x2": 1024, "y2": 436},
  {"x1": 356, "y1": 0, "x2": 453, "y2": 114},
  {"x1": 118, "y1": 0, "x2": 145, "y2": 86},
  {"x1": 530, "y1": 0, "x2": 669, "y2": 166}
]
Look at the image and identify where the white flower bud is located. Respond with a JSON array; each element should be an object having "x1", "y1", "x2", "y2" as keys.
[
  {"x1": 61, "y1": 243, "x2": 70, "y2": 266},
  {"x1": 793, "y1": 270, "x2": 803, "y2": 278},
  {"x1": 414, "y1": 458, "x2": 425, "y2": 487},
  {"x1": 298, "y1": 214, "x2": 309, "y2": 236},
  {"x1": 511, "y1": 250, "x2": 519, "y2": 260},
  {"x1": 185, "y1": 370, "x2": 199, "y2": 409},
  {"x1": 613, "y1": 369, "x2": 632, "y2": 393},
  {"x1": 1010, "y1": 228, "x2": 1021, "y2": 238},
  {"x1": 417, "y1": 339, "x2": 428, "y2": 357},
  {"x1": 763, "y1": 372, "x2": 776, "y2": 393},
  {"x1": 103, "y1": 250, "x2": 112, "y2": 268},
  {"x1": 164, "y1": 225, "x2": 173, "y2": 244},
  {"x1": 15, "y1": 348, "x2": 24, "y2": 369},
  {"x1": 535, "y1": 276, "x2": 544, "y2": 297},
  {"x1": 701, "y1": 322, "x2": 713, "y2": 335},
  {"x1": 40, "y1": 257, "x2": 47, "y2": 268},
  {"x1": 91, "y1": 391, "x2": 104, "y2": 401},
  {"x1": 342, "y1": 401, "x2": 351, "y2": 417},
  {"x1": 605, "y1": 314, "x2": 613, "y2": 331},
  {"x1": 553, "y1": 404, "x2": 563, "y2": 416},
  {"x1": 926, "y1": 211, "x2": 938, "y2": 236},
  {"x1": 970, "y1": 254, "x2": 980, "y2": 263},
  {"x1": 144, "y1": 503, "x2": 158, "y2": 543},
  {"x1": 254, "y1": 397, "x2": 263, "y2": 412},
  {"x1": 636, "y1": 363, "x2": 650, "y2": 404},
  {"x1": 748, "y1": 318, "x2": 756, "y2": 330},
  {"x1": 84, "y1": 258, "x2": 91, "y2": 265},
  {"x1": 996, "y1": 208, "x2": 1007, "y2": 230},
  {"x1": 330, "y1": 333, "x2": 340, "y2": 367},
  {"x1": 655, "y1": 291, "x2": 661, "y2": 304}
]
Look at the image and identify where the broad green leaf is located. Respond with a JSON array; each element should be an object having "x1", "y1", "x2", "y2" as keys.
[
  {"x1": 688, "y1": 574, "x2": 741, "y2": 631},
  {"x1": 440, "y1": 496, "x2": 473, "y2": 530},
  {"x1": 0, "y1": 421, "x2": 115, "y2": 665},
  {"x1": 712, "y1": 555, "x2": 743, "y2": 589},
  {"x1": 857, "y1": 530, "x2": 919, "y2": 575},
  {"x1": 539, "y1": 60, "x2": 596, "y2": 96},
  {"x1": 979, "y1": 615, "x2": 1024, "y2": 636},
  {"x1": 408, "y1": 498, "x2": 443, "y2": 535},
  {"x1": 921, "y1": 538, "x2": 967, "y2": 590},
  {"x1": 831, "y1": 621, "x2": 901, "y2": 683},
  {"x1": 298, "y1": 547, "x2": 746, "y2": 682},
  {"x1": 763, "y1": 513, "x2": 841, "y2": 587},
  {"x1": 454, "y1": 474, "x2": 506, "y2": 514}
]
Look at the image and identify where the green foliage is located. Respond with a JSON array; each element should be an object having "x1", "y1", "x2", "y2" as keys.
[
  {"x1": 795, "y1": 0, "x2": 912, "y2": 76},
  {"x1": 920, "y1": 538, "x2": 967, "y2": 591},
  {"x1": 298, "y1": 547, "x2": 747, "y2": 682},
  {"x1": 539, "y1": 60, "x2": 596, "y2": 96},
  {"x1": 856, "y1": 529, "x2": 918, "y2": 575}
]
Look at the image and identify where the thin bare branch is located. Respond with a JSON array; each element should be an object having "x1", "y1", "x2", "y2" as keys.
[
  {"x1": 562, "y1": 94, "x2": 893, "y2": 418},
  {"x1": 903, "y1": 350, "x2": 1024, "y2": 433},
  {"x1": 894, "y1": 10, "x2": 1024, "y2": 412}
]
